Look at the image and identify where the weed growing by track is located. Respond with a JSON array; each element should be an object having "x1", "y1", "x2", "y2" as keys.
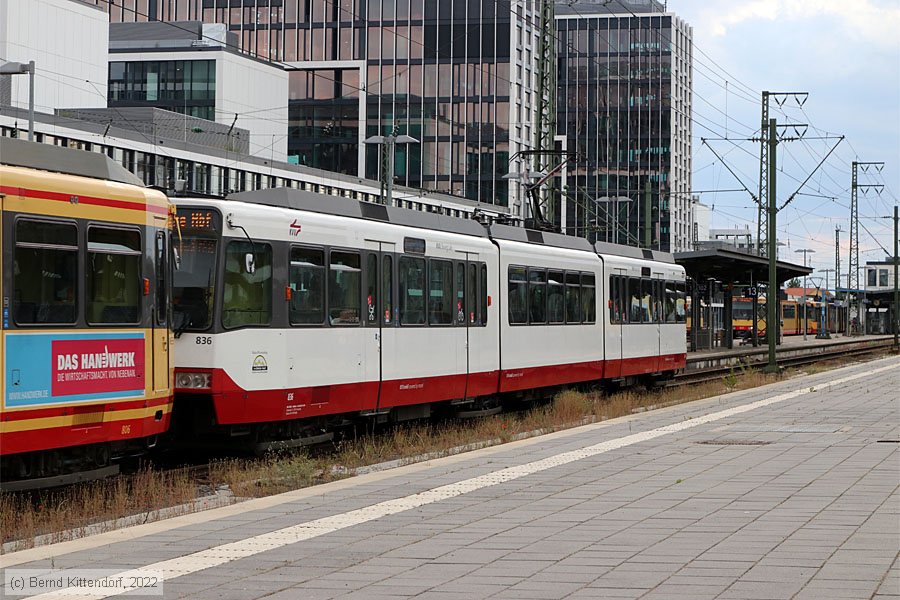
[
  {"x1": 1, "y1": 351, "x2": 889, "y2": 552},
  {"x1": 0, "y1": 467, "x2": 195, "y2": 551}
]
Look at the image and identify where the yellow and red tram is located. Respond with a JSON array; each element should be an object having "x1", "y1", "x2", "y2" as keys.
[{"x1": 0, "y1": 138, "x2": 174, "y2": 490}]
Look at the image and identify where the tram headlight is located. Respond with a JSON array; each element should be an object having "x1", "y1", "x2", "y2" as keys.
[{"x1": 175, "y1": 371, "x2": 211, "y2": 389}]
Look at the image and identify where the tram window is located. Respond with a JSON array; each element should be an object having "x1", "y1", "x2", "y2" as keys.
[
  {"x1": 480, "y1": 263, "x2": 488, "y2": 325},
  {"x1": 429, "y1": 259, "x2": 454, "y2": 325},
  {"x1": 675, "y1": 282, "x2": 686, "y2": 323},
  {"x1": 548, "y1": 270, "x2": 565, "y2": 323},
  {"x1": 565, "y1": 271, "x2": 581, "y2": 324},
  {"x1": 665, "y1": 282, "x2": 677, "y2": 323},
  {"x1": 629, "y1": 277, "x2": 642, "y2": 323},
  {"x1": 382, "y1": 255, "x2": 393, "y2": 324},
  {"x1": 508, "y1": 266, "x2": 527, "y2": 324},
  {"x1": 456, "y1": 262, "x2": 466, "y2": 324},
  {"x1": 13, "y1": 220, "x2": 78, "y2": 325},
  {"x1": 87, "y1": 227, "x2": 141, "y2": 325},
  {"x1": 223, "y1": 241, "x2": 273, "y2": 328},
  {"x1": 173, "y1": 236, "x2": 217, "y2": 331},
  {"x1": 582, "y1": 273, "x2": 596, "y2": 324},
  {"x1": 365, "y1": 253, "x2": 378, "y2": 325},
  {"x1": 327, "y1": 251, "x2": 361, "y2": 325},
  {"x1": 609, "y1": 276, "x2": 619, "y2": 323},
  {"x1": 653, "y1": 280, "x2": 664, "y2": 323},
  {"x1": 528, "y1": 269, "x2": 547, "y2": 324},
  {"x1": 289, "y1": 246, "x2": 325, "y2": 325},
  {"x1": 641, "y1": 279, "x2": 652, "y2": 323},
  {"x1": 155, "y1": 232, "x2": 167, "y2": 325},
  {"x1": 467, "y1": 263, "x2": 477, "y2": 324},
  {"x1": 782, "y1": 303, "x2": 796, "y2": 319},
  {"x1": 399, "y1": 256, "x2": 425, "y2": 325}
]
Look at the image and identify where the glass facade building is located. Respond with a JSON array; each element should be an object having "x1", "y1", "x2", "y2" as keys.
[
  {"x1": 556, "y1": 2, "x2": 692, "y2": 252},
  {"x1": 108, "y1": 59, "x2": 216, "y2": 121},
  {"x1": 95, "y1": 0, "x2": 542, "y2": 209}
]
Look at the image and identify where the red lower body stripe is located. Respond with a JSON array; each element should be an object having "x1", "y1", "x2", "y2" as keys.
[
  {"x1": 1, "y1": 407, "x2": 172, "y2": 456},
  {"x1": 179, "y1": 354, "x2": 686, "y2": 426}
]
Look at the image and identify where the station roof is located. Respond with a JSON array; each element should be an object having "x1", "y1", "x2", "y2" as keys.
[{"x1": 674, "y1": 247, "x2": 812, "y2": 285}]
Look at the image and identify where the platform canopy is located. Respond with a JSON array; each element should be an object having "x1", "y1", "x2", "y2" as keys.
[{"x1": 674, "y1": 246, "x2": 812, "y2": 287}]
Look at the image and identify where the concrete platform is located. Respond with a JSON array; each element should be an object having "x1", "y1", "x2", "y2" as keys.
[
  {"x1": 687, "y1": 334, "x2": 895, "y2": 371},
  {"x1": 2, "y1": 356, "x2": 899, "y2": 600}
]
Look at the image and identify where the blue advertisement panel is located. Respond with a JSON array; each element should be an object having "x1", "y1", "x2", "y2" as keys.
[{"x1": 4, "y1": 332, "x2": 146, "y2": 408}]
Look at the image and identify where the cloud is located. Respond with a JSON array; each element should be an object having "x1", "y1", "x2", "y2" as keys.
[{"x1": 697, "y1": 0, "x2": 900, "y2": 51}]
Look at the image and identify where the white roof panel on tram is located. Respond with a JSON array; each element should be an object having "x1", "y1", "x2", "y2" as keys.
[{"x1": 227, "y1": 188, "x2": 489, "y2": 239}]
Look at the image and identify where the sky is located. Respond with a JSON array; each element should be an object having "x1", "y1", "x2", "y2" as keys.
[{"x1": 673, "y1": 0, "x2": 900, "y2": 286}]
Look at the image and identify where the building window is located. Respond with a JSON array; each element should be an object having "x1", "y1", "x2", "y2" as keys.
[{"x1": 108, "y1": 60, "x2": 216, "y2": 120}]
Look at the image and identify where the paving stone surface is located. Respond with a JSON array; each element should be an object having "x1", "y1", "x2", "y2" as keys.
[{"x1": 1, "y1": 356, "x2": 898, "y2": 600}]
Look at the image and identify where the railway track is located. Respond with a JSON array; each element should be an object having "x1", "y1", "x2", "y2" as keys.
[{"x1": 672, "y1": 337, "x2": 895, "y2": 387}]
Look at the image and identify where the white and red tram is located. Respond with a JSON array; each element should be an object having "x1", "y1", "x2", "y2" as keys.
[{"x1": 171, "y1": 189, "x2": 686, "y2": 449}]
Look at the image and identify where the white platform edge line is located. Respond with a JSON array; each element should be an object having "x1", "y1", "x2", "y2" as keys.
[{"x1": 23, "y1": 359, "x2": 900, "y2": 600}]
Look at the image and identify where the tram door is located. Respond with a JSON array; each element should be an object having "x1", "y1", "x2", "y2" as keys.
[
  {"x1": 653, "y1": 273, "x2": 664, "y2": 372},
  {"x1": 606, "y1": 269, "x2": 626, "y2": 379},
  {"x1": 456, "y1": 253, "x2": 479, "y2": 399},
  {"x1": 151, "y1": 227, "x2": 169, "y2": 393},
  {"x1": 363, "y1": 240, "x2": 396, "y2": 411}
]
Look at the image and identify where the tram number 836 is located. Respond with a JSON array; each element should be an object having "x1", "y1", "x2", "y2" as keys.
[{"x1": 195, "y1": 336, "x2": 213, "y2": 345}]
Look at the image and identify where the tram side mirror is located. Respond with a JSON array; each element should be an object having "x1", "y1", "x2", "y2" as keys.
[{"x1": 245, "y1": 253, "x2": 256, "y2": 274}]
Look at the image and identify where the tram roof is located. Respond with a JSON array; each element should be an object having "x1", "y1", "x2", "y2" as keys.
[
  {"x1": 0, "y1": 137, "x2": 145, "y2": 186},
  {"x1": 228, "y1": 188, "x2": 683, "y2": 260},
  {"x1": 489, "y1": 223, "x2": 596, "y2": 253},
  {"x1": 674, "y1": 246, "x2": 812, "y2": 285},
  {"x1": 228, "y1": 187, "x2": 489, "y2": 238},
  {"x1": 593, "y1": 241, "x2": 677, "y2": 264}
]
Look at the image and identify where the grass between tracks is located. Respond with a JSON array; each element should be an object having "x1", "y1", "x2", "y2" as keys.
[{"x1": 1, "y1": 351, "x2": 890, "y2": 552}]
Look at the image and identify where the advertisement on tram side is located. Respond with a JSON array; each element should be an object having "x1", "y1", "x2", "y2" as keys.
[{"x1": 3, "y1": 332, "x2": 146, "y2": 408}]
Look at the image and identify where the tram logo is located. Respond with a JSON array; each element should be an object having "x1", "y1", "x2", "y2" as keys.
[
  {"x1": 252, "y1": 355, "x2": 268, "y2": 373},
  {"x1": 289, "y1": 219, "x2": 302, "y2": 236}
]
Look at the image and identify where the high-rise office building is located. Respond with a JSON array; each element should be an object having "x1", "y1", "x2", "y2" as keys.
[
  {"x1": 96, "y1": 0, "x2": 542, "y2": 210},
  {"x1": 555, "y1": 0, "x2": 693, "y2": 252}
]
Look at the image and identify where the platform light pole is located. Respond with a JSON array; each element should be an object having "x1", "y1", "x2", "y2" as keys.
[
  {"x1": 595, "y1": 196, "x2": 635, "y2": 245},
  {"x1": 1, "y1": 60, "x2": 35, "y2": 141},
  {"x1": 365, "y1": 133, "x2": 419, "y2": 207},
  {"x1": 795, "y1": 248, "x2": 815, "y2": 340}
]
